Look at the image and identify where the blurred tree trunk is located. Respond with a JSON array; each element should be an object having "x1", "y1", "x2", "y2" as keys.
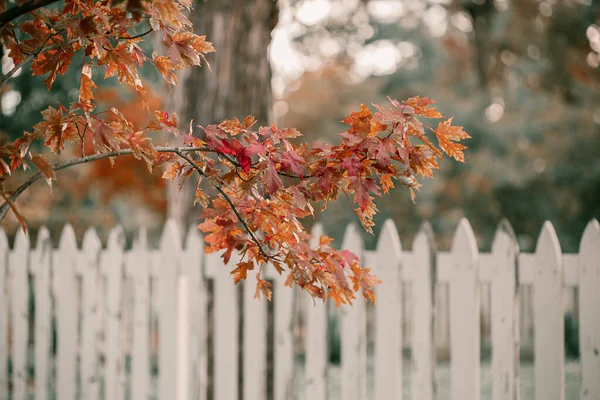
[{"x1": 165, "y1": 0, "x2": 278, "y2": 229}]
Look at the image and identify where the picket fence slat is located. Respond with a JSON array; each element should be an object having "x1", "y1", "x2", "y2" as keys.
[
  {"x1": 373, "y1": 219, "x2": 402, "y2": 400},
  {"x1": 158, "y1": 220, "x2": 180, "y2": 400},
  {"x1": 126, "y1": 229, "x2": 151, "y2": 400},
  {"x1": 9, "y1": 229, "x2": 29, "y2": 400},
  {"x1": 53, "y1": 225, "x2": 79, "y2": 400},
  {"x1": 490, "y1": 221, "x2": 519, "y2": 400},
  {"x1": 243, "y1": 269, "x2": 267, "y2": 400},
  {"x1": 184, "y1": 227, "x2": 208, "y2": 400},
  {"x1": 102, "y1": 226, "x2": 126, "y2": 400},
  {"x1": 446, "y1": 218, "x2": 480, "y2": 400},
  {"x1": 32, "y1": 227, "x2": 52, "y2": 400},
  {"x1": 0, "y1": 229, "x2": 7, "y2": 400},
  {"x1": 274, "y1": 264, "x2": 295, "y2": 400},
  {"x1": 578, "y1": 219, "x2": 600, "y2": 399},
  {"x1": 3, "y1": 218, "x2": 600, "y2": 400},
  {"x1": 340, "y1": 224, "x2": 367, "y2": 400},
  {"x1": 79, "y1": 229, "x2": 101, "y2": 400},
  {"x1": 212, "y1": 250, "x2": 238, "y2": 400},
  {"x1": 411, "y1": 223, "x2": 436, "y2": 400},
  {"x1": 533, "y1": 222, "x2": 564, "y2": 400},
  {"x1": 304, "y1": 223, "x2": 328, "y2": 400}
]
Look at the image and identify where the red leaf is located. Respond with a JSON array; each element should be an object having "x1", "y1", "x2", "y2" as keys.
[{"x1": 263, "y1": 159, "x2": 283, "y2": 193}]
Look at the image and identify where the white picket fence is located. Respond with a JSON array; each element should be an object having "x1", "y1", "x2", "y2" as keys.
[{"x1": 0, "y1": 217, "x2": 599, "y2": 400}]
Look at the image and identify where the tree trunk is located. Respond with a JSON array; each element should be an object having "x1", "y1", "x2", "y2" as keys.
[{"x1": 166, "y1": 0, "x2": 278, "y2": 229}]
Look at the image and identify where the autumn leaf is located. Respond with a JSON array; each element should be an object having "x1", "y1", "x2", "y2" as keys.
[
  {"x1": 126, "y1": 131, "x2": 156, "y2": 170},
  {"x1": 434, "y1": 118, "x2": 470, "y2": 162},
  {"x1": 263, "y1": 159, "x2": 283, "y2": 193},
  {"x1": 254, "y1": 277, "x2": 272, "y2": 300},
  {"x1": 406, "y1": 96, "x2": 444, "y2": 118},
  {"x1": 79, "y1": 63, "x2": 97, "y2": 102},
  {"x1": 2, "y1": 193, "x2": 27, "y2": 234},
  {"x1": 342, "y1": 104, "x2": 372, "y2": 136},
  {"x1": 231, "y1": 261, "x2": 254, "y2": 284},
  {"x1": 281, "y1": 149, "x2": 305, "y2": 177},
  {"x1": 31, "y1": 155, "x2": 56, "y2": 189},
  {"x1": 153, "y1": 53, "x2": 178, "y2": 86},
  {"x1": 33, "y1": 106, "x2": 79, "y2": 154}
]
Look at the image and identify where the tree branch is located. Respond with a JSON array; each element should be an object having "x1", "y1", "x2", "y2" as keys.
[
  {"x1": 0, "y1": 0, "x2": 62, "y2": 30},
  {"x1": 174, "y1": 149, "x2": 272, "y2": 261},
  {"x1": 0, "y1": 37, "x2": 76, "y2": 94},
  {"x1": 0, "y1": 146, "x2": 208, "y2": 222}
]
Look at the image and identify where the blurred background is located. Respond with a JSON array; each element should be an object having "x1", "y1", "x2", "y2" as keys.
[{"x1": 1, "y1": 0, "x2": 599, "y2": 254}]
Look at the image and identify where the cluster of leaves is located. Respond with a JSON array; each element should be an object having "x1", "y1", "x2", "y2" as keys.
[
  {"x1": 161, "y1": 97, "x2": 468, "y2": 305},
  {"x1": 0, "y1": 0, "x2": 468, "y2": 305}
]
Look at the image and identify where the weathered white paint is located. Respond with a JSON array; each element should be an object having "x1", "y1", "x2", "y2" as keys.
[
  {"x1": 373, "y1": 219, "x2": 402, "y2": 400},
  {"x1": 304, "y1": 223, "x2": 328, "y2": 400},
  {"x1": 490, "y1": 221, "x2": 519, "y2": 400},
  {"x1": 446, "y1": 218, "x2": 480, "y2": 400},
  {"x1": 157, "y1": 220, "x2": 180, "y2": 400},
  {"x1": 2, "y1": 218, "x2": 599, "y2": 400},
  {"x1": 410, "y1": 223, "x2": 436, "y2": 400},
  {"x1": 183, "y1": 227, "x2": 207, "y2": 400},
  {"x1": 102, "y1": 226, "x2": 126, "y2": 400},
  {"x1": 32, "y1": 228, "x2": 51, "y2": 400},
  {"x1": 79, "y1": 228, "x2": 101, "y2": 400},
  {"x1": 274, "y1": 262, "x2": 295, "y2": 400},
  {"x1": 340, "y1": 224, "x2": 367, "y2": 400},
  {"x1": 53, "y1": 225, "x2": 78, "y2": 400},
  {"x1": 8, "y1": 229, "x2": 29, "y2": 400},
  {"x1": 212, "y1": 250, "x2": 238, "y2": 400},
  {"x1": 126, "y1": 229, "x2": 151, "y2": 400},
  {"x1": 578, "y1": 219, "x2": 600, "y2": 400},
  {"x1": 533, "y1": 222, "x2": 564, "y2": 400},
  {"x1": 0, "y1": 229, "x2": 7, "y2": 400},
  {"x1": 243, "y1": 267, "x2": 267, "y2": 400}
]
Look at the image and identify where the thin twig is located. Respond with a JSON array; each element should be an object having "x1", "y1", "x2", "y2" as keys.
[
  {"x1": 0, "y1": 146, "x2": 209, "y2": 221},
  {"x1": 174, "y1": 149, "x2": 272, "y2": 261},
  {"x1": 0, "y1": 0, "x2": 61, "y2": 31},
  {"x1": 0, "y1": 36, "x2": 76, "y2": 93}
]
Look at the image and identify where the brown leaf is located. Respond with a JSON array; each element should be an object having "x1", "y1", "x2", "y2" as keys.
[
  {"x1": 31, "y1": 155, "x2": 56, "y2": 188},
  {"x1": 2, "y1": 194, "x2": 27, "y2": 234},
  {"x1": 79, "y1": 63, "x2": 97, "y2": 102}
]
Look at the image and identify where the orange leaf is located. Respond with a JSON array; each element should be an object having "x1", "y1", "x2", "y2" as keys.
[
  {"x1": 79, "y1": 63, "x2": 97, "y2": 103},
  {"x1": 406, "y1": 96, "x2": 444, "y2": 119},
  {"x1": 434, "y1": 118, "x2": 470, "y2": 162},
  {"x1": 31, "y1": 155, "x2": 56, "y2": 188},
  {"x1": 254, "y1": 277, "x2": 272, "y2": 301}
]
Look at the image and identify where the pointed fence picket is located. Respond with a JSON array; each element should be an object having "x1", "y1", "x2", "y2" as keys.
[
  {"x1": 157, "y1": 220, "x2": 180, "y2": 400},
  {"x1": 409, "y1": 223, "x2": 436, "y2": 400},
  {"x1": 273, "y1": 262, "x2": 295, "y2": 400},
  {"x1": 183, "y1": 227, "x2": 207, "y2": 400},
  {"x1": 372, "y1": 219, "x2": 402, "y2": 400},
  {"x1": 211, "y1": 250, "x2": 239, "y2": 400},
  {"x1": 579, "y1": 220, "x2": 600, "y2": 400},
  {"x1": 242, "y1": 267, "x2": 267, "y2": 400},
  {"x1": 304, "y1": 223, "x2": 328, "y2": 400},
  {"x1": 340, "y1": 224, "x2": 367, "y2": 400},
  {"x1": 102, "y1": 226, "x2": 126, "y2": 400},
  {"x1": 441, "y1": 218, "x2": 480, "y2": 400},
  {"x1": 79, "y1": 228, "x2": 101, "y2": 400},
  {"x1": 126, "y1": 229, "x2": 151, "y2": 400},
  {"x1": 533, "y1": 222, "x2": 564, "y2": 400},
  {"x1": 0, "y1": 217, "x2": 598, "y2": 400},
  {"x1": 32, "y1": 228, "x2": 52, "y2": 400},
  {"x1": 53, "y1": 225, "x2": 79, "y2": 400},
  {"x1": 490, "y1": 221, "x2": 519, "y2": 400},
  {"x1": 9, "y1": 229, "x2": 29, "y2": 400}
]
